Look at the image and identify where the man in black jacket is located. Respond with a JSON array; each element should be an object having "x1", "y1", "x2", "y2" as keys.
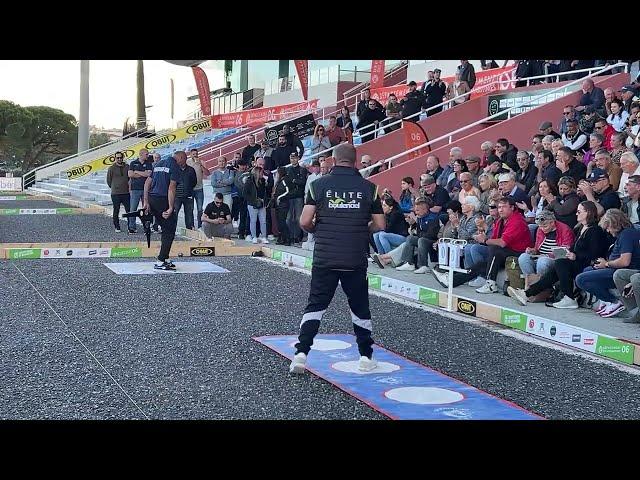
[
  {"x1": 357, "y1": 99, "x2": 386, "y2": 143},
  {"x1": 174, "y1": 152, "x2": 198, "y2": 230},
  {"x1": 400, "y1": 81, "x2": 427, "y2": 123},
  {"x1": 457, "y1": 60, "x2": 476, "y2": 89},
  {"x1": 421, "y1": 69, "x2": 447, "y2": 116},
  {"x1": 356, "y1": 88, "x2": 384, "y2": 124},
  {"x1": 495, "y1": 138, "x2": 519, "y2": 172},
  {"x1": 271, "y1": 134, "x2": 298, "y2": 169},
  {"x1": 282, "y1": 124, "x2": 305, "y2": 159},
  {"x1": 241, "y1": 134, "x2": 261, "y2": 164},
  {"x1": 284, "y1": 152, "x2": 308, "y2": 244}
]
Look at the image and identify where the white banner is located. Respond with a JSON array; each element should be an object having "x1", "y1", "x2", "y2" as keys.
[
  {"x1": 41, "y1": 248, "x2": 112, "y2": 259},
  {"x1": 380, "y1": 277, "x2": 420, "y2": 301},
  {"x1": 0, "y1": 177, "x2": 22, "y2": 191},
  {"x1": 525, "y1": 315, "x2": 598, "y2": 353}
]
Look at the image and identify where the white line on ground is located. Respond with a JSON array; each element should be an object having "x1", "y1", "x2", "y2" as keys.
[
  {"x1": 255, "y1": 257, "x2": 640, "y2": 377},
  {"x1": 12, "y1": 263, "x2": 150, "y2": 419}
]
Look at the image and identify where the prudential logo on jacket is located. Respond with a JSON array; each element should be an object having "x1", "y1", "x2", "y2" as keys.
[{"x1": 326, "y1": 190, "x2": 363, "y2": 209}]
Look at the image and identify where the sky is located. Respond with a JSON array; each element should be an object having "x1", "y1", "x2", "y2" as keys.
[{"x1": 0, "y1": 60, "x2": 225, "y2": 131}]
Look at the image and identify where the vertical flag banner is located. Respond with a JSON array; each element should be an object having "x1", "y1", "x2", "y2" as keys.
[
  {"x1": 370, "y1": 60, "x2": 385, "y2": 90},
  {"x1": 294, "y1": 60, "x2": 309, "y2": 100},
  {"x1": 192, "y1": 66, "x2": 212, "y2": 116}
]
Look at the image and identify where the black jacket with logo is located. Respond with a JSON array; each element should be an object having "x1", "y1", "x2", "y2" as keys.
[{"x1": 284, "y1": 164, "x2": 308, "y2": 199}]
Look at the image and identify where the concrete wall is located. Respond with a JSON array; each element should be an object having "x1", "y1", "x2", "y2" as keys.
[{"x1": 263, "y1": 81, "x2": 339, "y2": 109}]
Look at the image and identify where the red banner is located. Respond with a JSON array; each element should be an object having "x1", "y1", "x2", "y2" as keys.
[
  {"x1": 371, "y1": 65, "x2": 516, "y2": 105},
  {"x1": 294, "y1": 60, "x2": 309, "y2": 100},
  {"x1": 370, "y1": 60, "x2": 385, "y2": 90},
  {"x1": 191, "y1": 66, "x2": 211, "y2": 116},
  {"x1": 209, "y1": 99, "x2": 319, "y2": 129},
  {"x1": 402, "y1": 121, "x2": 430, "y2": 160}
]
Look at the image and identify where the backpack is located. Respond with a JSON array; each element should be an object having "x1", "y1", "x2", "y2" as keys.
[{"x1": 505, "y1": 256, "x2": 525, "y2": 290}]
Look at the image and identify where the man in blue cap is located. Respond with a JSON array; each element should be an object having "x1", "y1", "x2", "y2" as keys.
[{"x1": 578, "y1": 167, "x2": 621, "y2": 217}]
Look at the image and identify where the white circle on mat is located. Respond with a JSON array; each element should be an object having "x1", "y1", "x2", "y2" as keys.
[
  {"x1": 289, "y1": 339, "x2": 352, "y2": 351},
  {"x1": 332, "y1": 361, "x2": 400, "y2": 374},
  {"x1": 385, "y1": 387, "x2": 464, "y2": 405}
]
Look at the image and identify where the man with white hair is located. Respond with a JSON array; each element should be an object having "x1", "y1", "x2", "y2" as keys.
[
  {"x1": 618, "y1": 152, "x2": 640, "y2": 198},
  {"x1": 576, "y1": 78, "x2": 606, "y2": 117},
  {"x1": 437, "y1": 146, "x2": 462, "y2": 188},
  {"x1": 360, "y1": 154, "x2": 374, "y2": 179},
  {"x1": 480, "y1": 141, "x2": 495, "y2": 168},
  {"x1": 497, "y1": 172, "x2": 530, "y2": 211},
  {"x1": 425, "y1": 155, "x2": 443, "y2": 182}
]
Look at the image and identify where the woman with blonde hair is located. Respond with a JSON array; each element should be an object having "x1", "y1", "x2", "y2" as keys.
[
  {"x1": 310, "y1": 124, "x2": 332, "y2": 156},
  {"x1": 244, "y1": 165, "x2": 270, "y2": 244},
  {"x1": 477, "y1": 173, "x2": 498, "y2": 215}
]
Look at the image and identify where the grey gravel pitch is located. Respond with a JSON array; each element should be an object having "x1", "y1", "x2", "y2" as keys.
[
  {"x1": 6, "y1": 256, "x2": 640, "y2": 419},
  {"x1": 0, "y1": 214, "x2": 176, "y2": 243},
  {"x1": 0, "y1": 200, "x2": 73, "y2": 209},
  {"x1": 0, "y1": 262, "x2": 144, "y2": 419}
]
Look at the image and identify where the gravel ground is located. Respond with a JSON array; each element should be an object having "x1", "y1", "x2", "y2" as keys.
[
  {"x1": 3, "y1": 256, "x2": 640, "y2": 420},
  {"x1": 0, "y1": 214, "x2": 187, "y2": 243},
  {"x1": 0, "y1": 200, "x2": 74, "y2": 209}
]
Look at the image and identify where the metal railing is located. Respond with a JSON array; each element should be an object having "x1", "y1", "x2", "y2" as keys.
[
  {"x1": 358, "y1": 62, "x2": 629, "y2": 176},
  {"x1": 341, "y1": 61, "x2": 409, "y2": 105}
]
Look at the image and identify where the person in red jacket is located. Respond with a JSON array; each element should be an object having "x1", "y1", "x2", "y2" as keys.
[
  {"x1": 594, "y1": 117, "x2": 615, "y2": 151},
  {"x1": 517, "y1": 209, "x2": 575, "y2": 277}
]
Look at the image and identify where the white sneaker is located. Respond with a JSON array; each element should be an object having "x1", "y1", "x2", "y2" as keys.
[
  {"x1": 396, "y1": 263, "x2": 416, "y2": 272},
  {"x1": 476, "y1": 281, "x2": 498, "y2": 294},
  {"x1": 267, "y1": 235, "x2": 276, "y2": 241},
  {"x1": 414, "y1": 266, "x2": 429, "y2": 274},
  {"x1": 358, "y1": 356, "x2": 378, "y2": 372},
  {"x1": 553, "y1": 295, "x2": 580, "y2": 309},
  {"x1": 261, "y1": 236, "x2": 269, "y2": 244},
  {"x1": 233, "y1": 220, "x2": 239, "y2": 228},
  {"x1": 468, "y1": 277, "x2": 486, "y2": 288},
  {"x1": 595, "y1": 301, "x2": 610, "y2": 314},
  {"x1": 115, "y1": 228, "x2": 121, "y2": 233},
  {"x1": 289, "y1": 352, "x2": 307, "y2": 374},
  {"x1": 245, "y1": 235, "x2": 253, "y2": 242},
  {"x1": 252, "y1": 237, "x2": 259, "y2": 244},
  {"x1": 600, "y1": 301, "x2": 625, "y2": 317},
  {"x1": 432, "y1": 270, "x2": 450, "y2": 288},
  {"x1": 507, "y1": 286, "x2": 528, "y2": 306}
]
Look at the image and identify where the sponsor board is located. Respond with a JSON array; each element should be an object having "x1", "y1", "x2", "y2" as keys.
[
  {"x1": 487, "y1": 84, "x2": 580, "y2": 120},
  {"x1": 211, "y1": 100, "x2": 318, "y2": 130},
  {"x1": 304, "y1": 257, "x2": 312, "y2": 269},
  {"x1": 190, "y1": 246, "x2": 215, "y2": 257},
  {"x1": 595, "y1": 336, "x2": 634, "y2": 364},
  {"x1": 500, "y1": 309, "x2": 527, "y2": 331},
  {"x1": 367, "y1": 274, "x2": 382, "y2": 290},
  {"x1": 0, "y1": 208, "x2": 20, "y2": 215},
  {"x1": 110, "y1": 247, "x2": 142, "y2": 258},
  {"x1": 66, "y1": 118, "x2": 212, "y2": 180},
  {"x1": 264, "y1": 114, "x2": 316, "y2": 149},
  {"x1": 457, "y1": 298, "x2": 477, "y2": 317},
  {"x1": 272, "y1": 250, "x2": 282, "y2": 261},
  {"x1": 0, "y1": 208, "x2": 76, "y2": 215},
  {"x1": 0, "y1": 195, "x2": 28, "y2": 200},
  {"x1": 280, "y1": 251, "x2": 307, "y2": 268},
  {"x1": 525, "y1": 315, "x2": 598, "y2": 354},
  {"x1": 7, "y1": 248, "x2": 42, "y2": 259},
  {"x1": 418, "y1": 287, "x2": 439, "y2": 306},
  {"x1": 380, "y1": 277, "x2": 420, "y2": 301},
  {"x1": 0, "y1": 177, "x2": 22, "y2": 191},
  {"x1": 41, "y1": 248, "x2": 111, "y2": 259}
]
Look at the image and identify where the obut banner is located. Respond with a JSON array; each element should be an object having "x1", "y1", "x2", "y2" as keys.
[{"x1": 66, "y1": 118, "x2": 213, "y2": 180}]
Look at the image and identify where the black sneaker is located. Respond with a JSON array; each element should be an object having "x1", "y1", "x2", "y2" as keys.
[
  {"x1": 128, "y1": 229, "x2": 137, "y2": 235},
  {"x1": 154, "y1": 260, "x2": 176, "y2": 271},
  {"x1": 164, "y1": 259, "x2": 177, "y2": 269}
]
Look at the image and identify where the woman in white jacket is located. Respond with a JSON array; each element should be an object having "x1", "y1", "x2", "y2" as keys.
[{"x1": 607, "y1": 99, "x2": 629, "y2": 132}]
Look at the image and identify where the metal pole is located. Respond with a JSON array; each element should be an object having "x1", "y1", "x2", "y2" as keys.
[{"x1": 78, "y1": 60, "x2": 90, "y2": 153}]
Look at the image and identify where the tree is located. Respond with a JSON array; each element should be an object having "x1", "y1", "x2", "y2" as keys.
[
  {"x1": 89, "y1": 132, "x2": 111, "y2": 149},
  {"x1": 0, "y1": 101, "x2": 77, "y2": 173}
]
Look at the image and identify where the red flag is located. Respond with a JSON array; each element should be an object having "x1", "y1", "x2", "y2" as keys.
[
  {"x1": 294, "y1": 60, "x2": 309, "y2": 100},
  {"x1": 370, "y1": 60, "x2": 385, "y2": 90},
  {"x1": 191, "y1": 66, "x2": 211, "y2": 116},
  {"x1": 402, "y1": 121, "x2": 430, "y2": 159}
]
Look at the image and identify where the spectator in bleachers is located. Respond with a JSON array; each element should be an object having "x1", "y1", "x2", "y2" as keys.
[
  {"x1": 625, "y1": 105, "x2": 640, "y2": 150},
  {"x1": 508, "y1": 200, "x2": 608, "y2": 309},
  {"x1": 535, "y1": 148, "x2": 562, "y2": 188},
  {"x1": 383, "y1": 94, "x2": 402, "y2": 133},
  {"x1": 421, "y1": 174, "x2": 450, "y2": 216},
  {"x1": 455, "y1": 195, "x2": 481, "y2": 241},
  {"x1": 515, "y1": 150, "x2": 538, "y2": 195},
  {"x1": 211, "y1": 156, "x2": 235, "y2": 210},
  {"x1": 495, "y1": 138, "x2": 519, "y2": 172},
  {"x1": 620, "y1": 85, "x2": 639, "y2": 114},
  {"x1": 612, "y1": 267, "x2": 640, "y2": 323},
  {"x1": 478, "y1": 173, "x2": 498, "y2": 215},
  {"x1": 326, "y1": 115, "x2": 346, "y2": 146},
  {"x1": 439, "y1": 200, "x2": 463, "y2": 239},
  {"x1": 360, "y1": 155, "x2": 373, "y2": 179},
  {"x1": 241, "y1": 135, "x2": 261, "y2": 164},
  {"x1": 106, "y1": 151, "x2": 130, "y2": 233},
  {"x1": 127, "y1": 148, "x2": 153, "y2": 234},
  {"x1": 284, "y1": 152, "x2": 308, "y2": 245},
  {"x1": 480, "y1": 141, "x2": 495, "y2": 168},
  {"x1": 518, "y1": 209, "x2": 575, "y2": 278},
  {"x1": 434, "y1": 196, "x2": 531, "y2": 292},
  {"x1": 371, "y1": 196, "x2": 409, "y2": 258},
  {"x1": 465, "y1": 156, "x2": 481, "y2": 187},
  {"x1": 610, "y1": 132, "x2": 629, "y2": 165},
  {"x1": 562, "y1": 119, "x2": 589, "y2": 154},
  {"x1": 484, "y1": 156, "x2": 507, "y2": 176},
  {"x1": 336, "y1": 106, "x2": 354, "y2": 135},
  {"x1": 174, "y1": 151, "x2": 198, "y2": 230},
  {"x1": 604, "y1": 87, "x2": 617, "y2": 116},
  {"x1": 272, "y1": 166, "x2": 292, "y2": 246},
  {"x1": 525, "y1": 179, "x2": 559, "y2": 233},
  {"x1": 400, "y1": 81, "x2": 427, "y2": 123},
  {"x1": 583, "y1": 133, "x2": 605, "y2": 167},
  {"x1": 618, "y1": 151, "x2": 640, "y2": 197},
  {"x1": 202, "y1": 193, "x2": 233, "y2": 240},
  {"x1": 575, "y1": 78, "x2": 606, "y2": 117},
  {"x1": 531, "y1": 134, "x2": 544, "y2": 152},
  {"x1": 515, "y1": 60, "x2": 544, "y2": 87},
  {"x1": 446, "y1": 72, "x2": 471, "y2": 106},
  {"x1": 542, "y1": 135, "x2": 555, "y2": 151},
  {"x1": 559, "y1": 105, "x2": 576, "y2": 136},
  {"x1": 457, "y1": 171, "x2": 481, "y2": 205},
  {"x1": 425, "y1": 155, "x2": 443, "y2": 183},
  {"x1": 587, "y1": 148, "x2": 622, "y2": 192},
  {"x1": 621, "y1": 175, "x2": 640, "y2": 227},
  {"x1": 607, "y1": 99, "x2": 630, "y2": 132},
  {"x1": 457, "y1": 60, "x2": 476, "y2": 89},
  {"x1": 282, "y1": 124, "x2": 305, "y2": 159},
  {"x1": 481, "y1": 60, "x2": 499, "y2": 70},
  {"x1": 556, "y1": 147, "x2": 587, "y2": 183},
  {"x1": 546, "y1": 176, "x2": 580, "y2": 229},
  {"x1": 310, "y1": 124, "x2": 332, "y2": 157},
  {"x1": 437, "y1": 147, "x2": 463, "y2": 189},
  {"x1": 539, "y1": 121, "x2": 562, "y2": 140},
  {"x1": 398, "y1": 176, "x2": 417, "y2": 214},
  {"x1": 578, "y1": 105, "x2": 599, "y2": 135},
  {"x1": 187, "y1": 148, "x2": 207, "y2": 230},
  {"x1": 272, "y1": 134, "x2": 298, "y2": 169},
  {"x1": 243, "y1": 163, "x2": 271, "y2": 244},
  {"x1": 497, "y1": 172, "x2": 530, "y2": 211},
  {"x1": 357, "y1": 98, "x2": 386, "y2": 143},
  {"x1": 254, "y1": 140, "x2": 274, "y2": 172},
  {"x1": 421, "y1": 69, "x2": 447, "y2": 116},
  {"x1": 594, "y1": 117, "x2": 615, "y2": 150},
  {"x1": 551, "y1": 138, "x2": 564, "y2": 159},
  {"x1": 356, "y1": 88, "x2": 384, "y2": 125},
  {"x1": 446, "y1": 159, "x2": 468, "y2": 198},
  {"x1": 395, "y1": 197, "x2": 441, "y2": 274},
  {"x1": 576, "y1": 208, "x2": 640, "y2": 317}
]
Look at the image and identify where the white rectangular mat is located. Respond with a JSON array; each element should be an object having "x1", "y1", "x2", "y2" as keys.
[{"x1": 103, "y1": 262, "x2": 229, "y2": 275}]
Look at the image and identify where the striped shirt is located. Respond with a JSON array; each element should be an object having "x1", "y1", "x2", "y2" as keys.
[{"x1": 538, "y1": 230, "x2": 558, "y2": 256}]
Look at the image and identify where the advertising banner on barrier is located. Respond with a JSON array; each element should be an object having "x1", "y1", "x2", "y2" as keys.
[
  {"x1": 525, "y1": 314, "x2": 601, "y2": 354},
  {"x1": 210, "y1": 100, "x2": 318, "y2": 130},
  {"x1": 370, "y1": 65, "x2": 517, "y2": 105},
  {"x1": 370, "y1": 60, "x2": 385, "y2": 90},
  {"x1": 66, "y1": 117, "x2": 213, "y2": 180},
  {"x1": 294, "y1": 60, "x2": 309, "y2": 101},
  {"x1": 487, "y1": 84, "x2": 581, "y2": 120},
  {"x1": 380, "y1": 276, "x2": 420, "y2": 301},
  {"x1": 0, "y1": 177, "x2": 23, "y2": 191},
  {"x1": 41, "y1": 248, "x2": 112, "y2": 259},
  {"x1": 191, "y1": 66, "x2": 212, "y2": 116},
  {"x1": 0, "y1": 208, "x2": 76, "y2": 215},
  {"x1": 6, "y1": 246, "x2": 143, "y2": 259}
]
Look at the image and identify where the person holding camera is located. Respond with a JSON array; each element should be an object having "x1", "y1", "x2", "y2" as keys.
[{"x1": 202, "y1": 193, "x2": 233, "y2": 239}]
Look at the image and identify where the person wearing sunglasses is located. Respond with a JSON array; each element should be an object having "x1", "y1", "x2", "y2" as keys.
[
  {"x1": 202, "y1": 193, "x2": 233, "y2": 239},
  {"x1": 106, "y1": 151, "x2": 130, "y2": 233}
]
